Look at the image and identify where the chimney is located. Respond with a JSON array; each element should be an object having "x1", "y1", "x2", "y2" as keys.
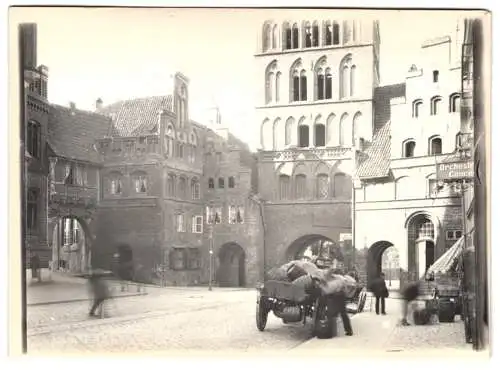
[
  {"x1": 95, "y1": 98, "x2": 103, "y2": 111},
  {"x1": 37, "y1": 64, "x2": 49, "y2": 99},
  {"x1": 69, "y1": 101, "x2": 76, "y2": 110},
  {"x1": 20, "y1": 23, "x2": 37, "y2": 70}
]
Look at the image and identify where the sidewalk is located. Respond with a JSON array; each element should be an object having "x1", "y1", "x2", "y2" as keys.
[
  {"x1": 27, "y1": 272, "x2": 148, "y2": 306},
  {"x1": 293, "y1": 297, "x2": 475, "y2": 356}
]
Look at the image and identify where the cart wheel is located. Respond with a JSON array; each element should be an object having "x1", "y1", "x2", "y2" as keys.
[
  {"x1": 357, "y1": 290, "x2": 367, "y2": 313},
  {"x1": 256, "y1": 296, "x2": 269, "y2": 331}
]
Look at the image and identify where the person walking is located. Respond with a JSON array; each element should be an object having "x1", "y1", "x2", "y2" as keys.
[
  {"x1": 371, "y1": 272, "x2": 389, "y2": 315},
  {"x1": 400, "y1": 281, "x2": 420, "y2": 326},
  {"x1": 30, "y1": 252, "x2": 41, "y2": 283},
  {"x1": 88, "y1": 271, "x2": 110, "y2": 318},
  {"x1": 327, "y1": 290, "x2": 354, "y2": 336}
]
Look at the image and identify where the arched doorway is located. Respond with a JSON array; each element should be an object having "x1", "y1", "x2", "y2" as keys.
[
  {"x1": 407, "y1": 214, "x2": 436, "y2": 280},
  {"x1": 51, "y1": 216, "x2": 91, "y2": 274},
  {"x1": 218, "y1": 243, "x2": 246, "y2": 287},
  {"x1": 286, "y1": 235, "x2": 344, "y2": 269},
  {"x1": 366, "y1": 241, "x2": 394, "y2": 286}
]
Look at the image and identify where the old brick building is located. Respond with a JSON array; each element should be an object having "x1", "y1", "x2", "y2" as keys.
[{"x1": 255, "y1": 17, "x2": 381, "y2": 270}]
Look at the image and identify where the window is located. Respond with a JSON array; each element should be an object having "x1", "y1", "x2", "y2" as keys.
[
  {"x1": 109, "y1": 173, "x2": 123, "y2": 195},
  {"x1": 284, "y1": 23, "x2": 292, "y2": 50},
  {"x1": 64, "y1": 164, "x2": 75, "y2": 185},
  {"x1": 228, "y1": 176, "x2": 235, "y2": 188},
  {"x1": 312, "y1": 22, "x2": 319, "y2": 47},
  {"x1": 178, "y1": 177, "x2": 187, "y2": 199},
  {"x1": 450, "y1": 94, "x2": 460, "y2": 113},
  {"x1": 279, "y1": 175, "x2": 291, "y2": 200},
  {"x1": 304, "y1": 22, "x2": 312, "y2": 48},
  {"x1": 325, "y1": 21, "x2": 340, "y2": 46},
  {"x1": 228, "y1": 205, "x2": 237, "y2": 224},
  {"x1": 192, "y1": 216, "x2": 203, "y2": 233},
  {"x1": 276, "y1": 72, "x2": 281, "y2": 102},
  {"x1": 292, "y1": 23, "x2": 299, "y2": 49},
  {"x1": 295, "y1": 174, "x2": 307, "y2": 199},
  {"x1": 206, "y1": 206, "x2": 214, "y2": 224},
  {"x1": 133, "y1": 173, "x2": 147, "y2": 193},
  {"x1": 191, "y1": 179, "x2": 200, "y2": 200},
  {"x1": 315, "y1": 124, "x2": 326, "y2": 147},
  {"x1": 429, "y1": 136, "x2": 442, "y2": 155},
  {"x1": 431, "y1": 96, "x2": 442, "y2": 116},
  {"x1": 433, "y1": 70, "x2": 439, "y2": 83},
  {"x1": 340, "y1": 55, "x2": 354, "y2": 99},
  {"x1": 285, "y1": 118, "x2": 294, "y2": 145},
  {"x1": 412, "y1": 100, "x2": 423, "y2": 118},
  {"x1": 333, "y1": 173, "x2": 351, "y2": 199},
  {"x1": 208, "y1": 178, "x2": 214, "y2": 189},
  {"x1": 214, "y1": 207, "x2": 222, "y2": 224},
  {"x1": 446, "y1": 230, "x2": 462, "y2": 240},
  {"x1": 417, "y1": 220, "x2": 434, "y2": 239},
  {"x1": 176, "y1": 214, "x2": 185, "y2": 232},
  {"x1": 265, "y1": 61, "x2": 279, "y2": 104},
  {"x1": 298, "y1": 125, "x2": 309, "y2": 148},
  {"x1": 316, "y1": 63, "x2": 332, "y2": 101},
  {"x1": 236, "y1": 206, "x2": 244, "y2": 223},
  {"x1": 218, "y1": 177, "x2": 225, "y2": 189},
  {"x1": 187, "y1": 248, "x2": 201, "y2": 270},
  {"x1": 291, "y1": 60, "x2": 307, "y2": 102},
  {"x1": 167, "y1": 174, "x2": 176, "y2": 197},
  {"x1": 272, "y1": 25, "x2": 278, "y2": 49},
  {"x1": 171, "y1": 248, "x2": 185, "y2": 270},
  {"x1": 27, "y1": 189, "x2": 37, "y2": 232},
  {"x1": 26, "y1": 120, "x2": 41, "y2": 158},
  {"x1": 316, "y1": 174, "x2": 329, "y2": 199},
  {"x1": 403, "y1": 140, "x2": 416, "y2": 158},
  {"x1": 262, "y1": 23, "x2": 271, "y2": 51}
]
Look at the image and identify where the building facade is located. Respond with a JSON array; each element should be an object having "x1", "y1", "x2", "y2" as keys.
[
  {"x1": 255, "y1": 17, "x2": 380, "y2": 270},
  {"x1": 355, "y1": 34, "x2": 465, "y2": 285}
]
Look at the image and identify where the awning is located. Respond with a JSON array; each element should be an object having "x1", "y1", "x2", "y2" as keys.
[{"x1": 426, "y1": 236, "x2": 465, "y2": 276}]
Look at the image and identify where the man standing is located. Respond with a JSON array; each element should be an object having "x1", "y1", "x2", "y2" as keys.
[
  {"x1": 30, "y1": 251, "x2": 41, "y2": 283},
  {"x1": 371, "y1": 272, "x2": 389, "y2": 315}
]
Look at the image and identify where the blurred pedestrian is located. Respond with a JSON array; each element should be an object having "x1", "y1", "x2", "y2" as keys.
[
  {"x1": 88, "y1": 272, "x2": 111, "y2": 318},
  {"x1": 327, "y1": 290, "x2": 353, "y2": 336},
  {"x1": 400, "y1": 281, "x2": 420, "y2": 326},
  {"x1": 371, "y1": 272, "x2": 389, "y2": 315},
  {"x1": 30, "y1": 251, "x2": 41, "y2": 283}
]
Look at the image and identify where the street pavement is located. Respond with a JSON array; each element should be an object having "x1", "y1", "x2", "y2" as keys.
[{"x1": 27, "y1": 286, "x2": 477, "y2": 355}]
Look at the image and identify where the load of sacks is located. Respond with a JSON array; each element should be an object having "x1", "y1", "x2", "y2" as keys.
[{"x1": 266, "y1": 260, "x2": 358, "y2": 298}]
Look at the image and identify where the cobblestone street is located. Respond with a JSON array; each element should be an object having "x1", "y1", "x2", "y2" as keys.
[{"x1": 27, "y1": 288, "x2": 476, "y2": 355}]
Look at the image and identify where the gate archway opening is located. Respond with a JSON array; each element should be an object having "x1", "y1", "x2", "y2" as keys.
[
  {"x1": 366, "y1": 241, "x2": 395, "y2": 287},
  {"x1": 52, "y1": 216, "x2": 91, "y2": 274},
  {"x1": 217, "y1": 243, "x2": 246, "y2": 287},
  {"x1": 286, "y1": 234, "x2": 344, "y2": 269},
  {"x1": 407, "y1": 214, "x2": 436, "y2": 280}
]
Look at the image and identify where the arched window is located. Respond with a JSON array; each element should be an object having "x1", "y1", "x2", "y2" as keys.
[
  {"x1": 304, "y1": 22, "x2": 312, "y2": 48},
  {"x1": 352, "y1": 112, "x2": 362, "y2": 142},
  {"x1": 208, "y1": 177, "x2": 214, "y2": 189},
  {"x1": 272, "y1": 24, "x2": 278, "y2": 49},
  {"x1": 298, "y1": 123, "x2": 309, "y2": 148},
  {"x1": 325, "y1": 21, "x2": 332, "y2": 45},
  {"x1": 333, "y1": 173, "x2": 351, "y2": 199},
  {"x1": 263, "y1": 23, "x2": 271, "y2": 51},
  {"x1": 343, "y1": 20, "x2": 352, "y2": 44},
  {"x1": 228, "y1": 176, "x2": 235, "y2": 188},
  {"x1": 178, "y1": 177, "x2": 187, "y2": 199},
  {"x1": 167, "y1": 173, "x2": 176, "y2": 197},
  {"x1": 350, "y1": 65, "x2": 356, "y2": 96},
  {"x1": 450, "y1": 93, "x2": 460, "y2": 113},
  {"x1": 326, "y1": 113, "x2": 337, "y2": 146},
  {"x1": 272, "y1": 118, "x2": 281, "y2": 150},
  {"x1": 429, "y1": 136, "x2": 442, "y2": 155},
  {"x1": 312, "y1": 22, "x2": 319, "y2": 47},
  {"x1": 291, "y1": 59, "x2": 307, "y2": 102},
  {"x1": 279, "y1": 175, "x2": 291, "y2": 200},
  {"x1": 292, "y1": 23, "x2": 299, "y2": 49},
  {"x1": 191, "y1": 178, "x2": 200, "y2": 199},
  {"x1": 339, "y1": 55, "x2": 353, "y2": 99},
  {"x1": 295, "y1": 174, "x2": 307, "y2": 199},
  {"x1": 314, "y1": 116, "x2": 325, "y2": 147},
  {"x1": 285, "y1": 117, "x2": 294, "y2": 146},
  {"x1": 261, "y1": 118, "x2": 272, "y2": 150},
  {"x1": 218, "y1": 177, "x2": 225, "y2": 188},
  {"x1": 395, "y1": 176, "x2": 418, "y2": 200},
  {"x1": 283, "y1": 22, "x2": 292, "y2": 50},
  {"x1": 431, "y1": 96, "x2": 442, "y2": 116},
  {"x1": 27, "y1": 120, "x2": 41, "y2": 158},
  {"x1": 317, "y1": 68, "x2": 325, "y2": 100},
  {"x1": 108, "y1": 172, "x2": 123, "y2": 195},
  {"x1": 333, "y1": 22, "x2": 340, "y2": 45},
  {"x1": 315, "y1": 59, "x2": 332, "y2": 101},
  {"x1": 275, "y1": 72, "x2": 281, "y2": 102},
  {"x1": 316, "y1": 174, "x2": 329, "y2": 199},
  {"x1": 339, "y1": 113, "x2": 351, "y2": 146},
  {"x1": 412, "y1": 100, "x2": 423, "y2": 118},
  {"x1": 132, "y1": 171, "x2": 148, "y2": 194},
  {"x1": 403, "y1": 139, "x2": 416, "y2": 158},
  {"x1": 265, "y1": 61, "x2": 279, "y2": 104},
  {"x1": 433, "y1": 70, "x2": 439, "y2": 83},
  {"x1": 325, "y1": 68, "x2": 332, "y2": 99}
]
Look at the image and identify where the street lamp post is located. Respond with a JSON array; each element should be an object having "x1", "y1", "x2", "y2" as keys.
[{"x1": 208, "y1": 226, "x2": 213, "y2": 291}]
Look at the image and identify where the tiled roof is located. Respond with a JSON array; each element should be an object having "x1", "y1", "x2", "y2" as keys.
[
  {"x1": 97, "y1": 95, "x2": 173, "y2": 137},
  {"x1": 48, "y1": 104, "x2": 112, "y2": 163},
  {"x1": 356, "y1": 83, "x2": 406, "y2": 179},
  {"x1": 356, "y1": 121, "x2": 391, "y2": 179}
]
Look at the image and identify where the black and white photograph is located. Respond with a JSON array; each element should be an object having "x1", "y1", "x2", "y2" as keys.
[{"x1": 7, "y1": 5, "x2": 491, "y2": 358}]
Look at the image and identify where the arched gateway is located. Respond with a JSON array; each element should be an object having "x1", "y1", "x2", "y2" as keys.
[
  {"x1": 286, "y1": 234, "x2": 344, "y2": 268},
  {"x1": 366, "y1": 241, "x2": 394, "y2": 286},
  {"x1": 217, "y1": 243, "x2": 246, "y2": 287}
]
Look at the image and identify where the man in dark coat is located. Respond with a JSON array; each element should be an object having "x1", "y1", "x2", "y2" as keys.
[
  {"x1": 400, "y1": 281, "x2": 420, "y2": 326},
  {"x1": 30, "y1": 252, "x2": 41, "y2": 283},
  {"x1": 88, "y1": 272, "x2": 110, "y2": 317},
  {"x1": 370, "y1": 272, "x2": 389, "y2": 315}
]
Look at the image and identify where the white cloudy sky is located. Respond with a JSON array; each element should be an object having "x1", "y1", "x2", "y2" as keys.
[{"x1": 12, "y1": 7, "x2": 467, "y2": 150}]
